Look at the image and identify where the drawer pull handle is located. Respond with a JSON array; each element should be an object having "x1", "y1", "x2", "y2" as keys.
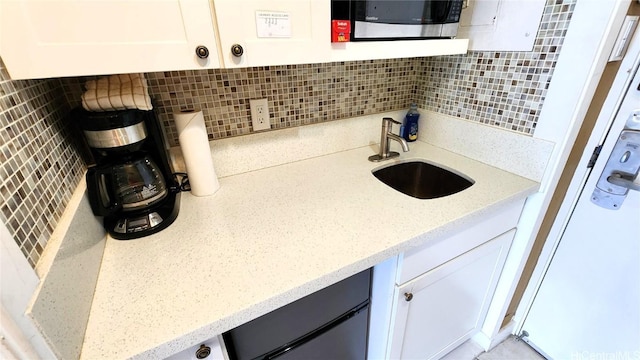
[
  {"x1": 195, "y1": 344, "x2": 211, "y2": 359},
  {"x1": 404, "y1": 292, "x2": 413, "y2": 301}
]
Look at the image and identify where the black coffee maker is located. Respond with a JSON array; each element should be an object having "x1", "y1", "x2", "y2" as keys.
[{"x1": 74, "y1": 109, "x2": 180, "y2": 240}]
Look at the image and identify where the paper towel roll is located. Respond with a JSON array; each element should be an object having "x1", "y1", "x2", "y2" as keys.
[{"x1": 174, "y1": 110, "x2": 220, "y2": 196}]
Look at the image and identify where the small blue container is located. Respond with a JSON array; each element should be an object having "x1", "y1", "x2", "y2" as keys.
[{"x1": 401, "y1": 103, "x2": 420, "y2": 142}]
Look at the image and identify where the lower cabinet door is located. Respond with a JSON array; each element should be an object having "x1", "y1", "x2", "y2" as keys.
[{"x1": 389, "y1": 230, "x2": 514, "y2": 360}]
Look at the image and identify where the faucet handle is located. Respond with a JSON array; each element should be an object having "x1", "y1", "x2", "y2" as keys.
[{"x1": 383, "y1": 117, "x2": 402, "y2": 125}]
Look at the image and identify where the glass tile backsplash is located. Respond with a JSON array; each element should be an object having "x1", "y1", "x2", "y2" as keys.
[
  {"x1": 4, "y1": 0, "x2": 574, "y2": 267},
  {"x1": 0, "y1": 59, "x2": 85, "y2": 268},
  {"x1": 61, "y1": 0, "x2": 573, "y2": 146},
  {"x1": 61, "y1": 58, "x2": 419, "y2": 147},
  {"x1": 416, "y1": 0, "x2": 575, "y2": 134}
]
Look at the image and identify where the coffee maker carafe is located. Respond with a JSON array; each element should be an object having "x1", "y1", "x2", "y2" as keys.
[
  {"x1": 75, "y1": 109, "x2": 180, "y2": 239},
  {"x1": 87, "y1": 155, "x2": 168, "y2": 214}
]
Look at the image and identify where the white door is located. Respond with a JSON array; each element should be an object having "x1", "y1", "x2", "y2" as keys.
[
  {"x1": 521, "y1": 40, "x2": 640, "y2": 359},
  {"x1": 0, "y1": 0, "x2": 220, "y2": 79}
]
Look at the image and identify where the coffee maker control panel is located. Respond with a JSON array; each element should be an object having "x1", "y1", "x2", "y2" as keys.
[{"x1": 114, "y1": 212, "x2": 164, "y2": 234}]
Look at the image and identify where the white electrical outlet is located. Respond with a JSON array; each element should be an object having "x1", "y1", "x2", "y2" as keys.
[{"x1": 250, "y1": 98, "x2": 270, "y2": 131}]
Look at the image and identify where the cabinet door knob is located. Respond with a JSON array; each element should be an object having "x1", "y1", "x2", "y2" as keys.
[
  {"x1": 231, "y1": 44, "x2": 244, "y2": 57},
  {"x1": 195, "y1": 344, "x2": 211, "y2": 359},
  {"x1": 404, "y1": 292, "x2": 413, "y2": 302},
  {"x1": 195, "y1": 45, "x2": 209, "y2": 59}
]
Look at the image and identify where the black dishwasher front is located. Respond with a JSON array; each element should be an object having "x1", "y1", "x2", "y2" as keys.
[{"x1": 222, "y1": 268, "x2": 372, "y2": 360}]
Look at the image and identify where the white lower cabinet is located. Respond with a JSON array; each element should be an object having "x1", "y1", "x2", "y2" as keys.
[
  {"x1": 388, "y1": 230, "x2": 514, "y2": 360},
  {"x1": 373, "y1": 200, "x2": 526, "y2": 360}
]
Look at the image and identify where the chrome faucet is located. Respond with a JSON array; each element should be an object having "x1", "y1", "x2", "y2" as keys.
[{"x1": 368, "y1": 117, "x2": 410, "y2": 162}]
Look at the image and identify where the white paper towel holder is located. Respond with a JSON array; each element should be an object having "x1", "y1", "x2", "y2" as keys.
[{"x1": 174, "y1": 110, "x2": 220, "y2": 196}]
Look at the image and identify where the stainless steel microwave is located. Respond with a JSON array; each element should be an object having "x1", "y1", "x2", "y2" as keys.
[{"x1": 331, "y1": 0, "x2": 463, "y2": 41}]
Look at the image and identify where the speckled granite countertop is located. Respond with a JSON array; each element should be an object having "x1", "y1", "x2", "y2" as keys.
[{"x1": 80, "y1": 141, "x2": 538, "y2": 359}]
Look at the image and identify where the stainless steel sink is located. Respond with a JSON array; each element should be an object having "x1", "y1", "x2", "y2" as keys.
[{"x1": 373, "y1": 161, "x2": 474, "y2": 199}]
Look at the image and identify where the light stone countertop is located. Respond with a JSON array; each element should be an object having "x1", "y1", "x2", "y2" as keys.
[{"x1": 80, "y1": 141, "x2": 538, "y2": 359}]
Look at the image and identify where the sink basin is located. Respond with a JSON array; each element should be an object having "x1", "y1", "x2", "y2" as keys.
[{"x1": 373, "y1": 161, "x2": 474, "y2": 199}]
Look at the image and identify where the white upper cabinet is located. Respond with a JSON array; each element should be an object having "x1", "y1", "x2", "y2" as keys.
[
  {"x1": 0, "y1": 0, "x2": 221, "y2": 80},
  {"x1": 1, "y1": 0, "x2": 470, "y2": 79},
  {"x1": 457, "y1": 0, "x2": 546, "y2": 51},
  {"x1": 214, "y1": 0, "x2": 469, "y2": 68},
  {"x1": 213, "y1": 0, "x2": 330, "y2": 68}
]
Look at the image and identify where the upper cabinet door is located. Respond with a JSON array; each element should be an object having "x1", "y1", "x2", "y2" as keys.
[
  {"x1": 213, "y1": 0, "x2": 468, "y2": 68},
  {"x1": 457, "y1": 0, "x2": 545, "y2": 51},
  {"x1": 213, "y1": 0, "x2": 329, "y2": 68},
  {"x1": 0, "y1": 0, "x2": 221, "y2": 80}
]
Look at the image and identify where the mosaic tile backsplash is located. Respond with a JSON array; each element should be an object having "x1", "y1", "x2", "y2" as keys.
[
  {"x1": 61, "y1": 59, "x2": 419, "y2": 147},
  {"x1": 61, "y1": 0, "x2": 574, "y2": 146},
  {"x1": 0, "y1": 59, "x2": 85, "y2": 268},
  {"x1": 416, "y1": 0, "x2": 576, "y2": 134}
]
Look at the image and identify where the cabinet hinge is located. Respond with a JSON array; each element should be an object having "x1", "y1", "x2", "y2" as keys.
[{"x1": 587, "y1": 145, "x2": 603, "y2": 168}]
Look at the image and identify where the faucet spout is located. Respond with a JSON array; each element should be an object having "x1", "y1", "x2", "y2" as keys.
[
  {"x1": 387, "y1": 133, "x2": 410, "y2": 152},
  {"x1": 368, "y1": 117, "x2": 411, "y2": 162}
]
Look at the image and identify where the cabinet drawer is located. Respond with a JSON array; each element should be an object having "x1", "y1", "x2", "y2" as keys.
[{"x1": 396, "y1": 199, "x2": 525, "y2": 285}]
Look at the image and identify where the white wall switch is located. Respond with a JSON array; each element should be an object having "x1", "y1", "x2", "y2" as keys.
[{"x1": 249, "y1": 98, "x2": 271, "y2": 131}]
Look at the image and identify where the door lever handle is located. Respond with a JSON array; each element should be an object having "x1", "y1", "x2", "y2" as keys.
[{"x1": 607, "y1": 172, "x2": 640, "y2": 191}]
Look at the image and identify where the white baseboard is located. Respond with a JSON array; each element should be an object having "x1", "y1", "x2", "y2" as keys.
[{"x1": 472, "y1": 320, "x2": 516, "y2": 351}]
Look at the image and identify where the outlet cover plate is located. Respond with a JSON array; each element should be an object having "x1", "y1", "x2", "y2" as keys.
[{"x1": 250, "y1": 98, "x2": 270, "y2": 131}]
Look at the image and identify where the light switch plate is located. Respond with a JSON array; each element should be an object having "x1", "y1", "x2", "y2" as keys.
[{"x1": 250, "y1": 98, "x2": 270, "y2": 131}]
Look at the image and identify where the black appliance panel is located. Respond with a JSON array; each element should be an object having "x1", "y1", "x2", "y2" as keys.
[
  {"x1": 331, "y1": 0, "x2": 463, "y2": 41},
  {"x1": 223, "y1": 269, "x2": 371, "y2": 360},
  {"x1": 356, "y1": 0, "x2": 456, "y2": 25},
  {"x1": 78, "y1": 109, "x2": 146, "y2": 131},
  {"x1": 274, "y1": 306, "x2": 369, "y2": 359}
]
